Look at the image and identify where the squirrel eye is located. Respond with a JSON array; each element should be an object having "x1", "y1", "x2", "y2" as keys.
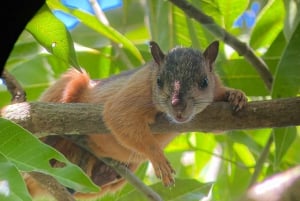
[
  {"x1": 199, "y1": 77, "x2": 208, "y2": 89},
  {"x1": 157, "y1": 76, "x2": 163, "y2": 88}
]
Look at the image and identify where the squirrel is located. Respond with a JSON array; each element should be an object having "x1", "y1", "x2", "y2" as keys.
[{"x1": 26, "y1": 40, "x2": 247, "y2": 200}]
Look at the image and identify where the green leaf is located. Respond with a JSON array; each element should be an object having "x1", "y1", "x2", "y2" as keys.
[
  {"x1": 190, "y1": 0, "x2": 222, "y2": 25},
  {"x1": 217, "y1": 0, "x2": 248, "y2": 30},
  {"x1": 100, "y1": 163, "x2": 150, "y2": 201},
  {"x1": 146, "y1": 0, "x2": 173, "y2": 48},
  {"x1": 0, "y1": 152, "x2": 32, "y2": 201},
  {"x1": 264, "y1": 31, "x2": 286, "y2": 59},
  {"x1": 233, "y1": 143, "x2": 255, "y2": 167},
  {"x1": 211, "y1": 137, "x2": 252, "y2": 201},
  {"x1": 73, "y1": 10, "x2": 144, "y2": 63},
  {"x1": 173, "y1": 6, "x2": 193, "y2": 46},
  {"x1": 283, "y1": 0, "x2": 300, "y2": 39},
  {"x1": 173, "y1": 7, "x2": 212, "y2": 48},
  {"x1": 282, "y1": 130, "x2": 300, "y2": 164},
  {"x1": 271, "y1": 20, "x2": 300, "y2": 98},
  {"x1": 117, "y1": 179, "x2": 212, "y2": 201},
  {"x1": 273, "y1": 127, "x2": 297, "y2": 168},
  {"x1": 5, "y1": 40, "x2": 40, "y2": 70},
  {"x1": 250, "y1": 0, "x2": 284, "y2": 49},
  {"x1": 217, "y1": 58, "x2": 270, "y2": 96},
  {"x1": 194, "y1": 133, "x2": 217, "y2": 173},
  {"x1": 46, "y1": 0, "x2": 144, "y2": 64},
  {"x1": 0, "y1": 118, "x2": 98, "y2": 193},
  {"x1": 8, "y1": 55, "x2": 61, "y2": 86},
  {"x1": 26, "y1": 5, "x2": 80, "y2": 69},
  {"x1": 228, "y1": 131, "x2": 264, "y2": 157}
]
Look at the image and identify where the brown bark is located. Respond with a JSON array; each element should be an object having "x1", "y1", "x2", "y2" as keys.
[
  {"x1": 1, "y1": 97, "x2": 300, "y2": 137},
  {"x1": 2, "y1": 96, "x2": 300, "y2": 201}
]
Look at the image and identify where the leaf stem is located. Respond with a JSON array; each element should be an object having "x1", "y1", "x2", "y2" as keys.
[
  {"x1": 101, "y1": 158, "x2": 163, "y2": 201},
  {"x1": 248, "y1": 133, "x2": 273, "y2": 187},
  {"x1": 89, "y1": 0, "x2": 136, "y2": 69}
]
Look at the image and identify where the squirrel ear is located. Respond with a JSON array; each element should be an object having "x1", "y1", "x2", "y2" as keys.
[
  {"x1": 203, "y1": 41, "x2": 219, "y2": 69},
  {"x1": 149, "y1": 41, "x2": 165, "y2": 65}
]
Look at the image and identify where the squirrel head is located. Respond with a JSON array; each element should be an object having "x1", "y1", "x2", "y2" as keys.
[{"x1": 150, "y1": 41, "x2": 219, "y2": 123}]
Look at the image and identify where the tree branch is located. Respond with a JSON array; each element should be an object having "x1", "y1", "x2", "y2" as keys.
[
  {"x1": 1, "y1": 69, "x2": 26, "y2": 103},
  {"x1": 168, "y1": 0, "x2": 273, "y2": 90},
  {"x1": 1, "y1": 97, "x2": 300, "y2": 137}
]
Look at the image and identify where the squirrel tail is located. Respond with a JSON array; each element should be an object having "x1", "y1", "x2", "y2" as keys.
[
  {"x1": 40, "y1": 68, "x2": 90, "y2": 103},
  {"x1": 34, "y1": 68, "x2": 133, "y2": 199}
]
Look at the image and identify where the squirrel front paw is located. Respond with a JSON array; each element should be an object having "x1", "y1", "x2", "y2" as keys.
[
  {"x1": 227, "y1": 89, "x2": 247, "y2": 111},
  {"x1": 151, "y1": 156, "x2": 176, "y2": 187}
]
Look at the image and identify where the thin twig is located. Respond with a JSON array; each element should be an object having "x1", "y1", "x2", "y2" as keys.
[
  {"x1": 189, "y1": 146, "x2": 253, "y2": 170},
  {"x1": 64, "y1": 135, "x2": 163, "y2": 201},
  {"x1": 29, "y1": 172, "x2": 75, "y2": 201},
  {"x1": 248, "y1": 133, "x2": 273, "y2": 187},
  {"x1": 89, "y1": 0, "x2": 138, "y2": 69},
  {"x1": 1, "y1": 69, "x2": 26, "y2": 103},
  {"x1": 101, "y1": 158, "x2": 163, "y2": 201},
  {"x1": 168, "y1": 0, "x2": 273, "y2": 90},
  {"x1": 89, "y1": 0, "x2": 109, "y2": 25}
]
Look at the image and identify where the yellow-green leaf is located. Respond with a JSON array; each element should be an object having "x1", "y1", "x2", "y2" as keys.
[
  {"x1": 26, "y1": 5, "x2": 80, "y2": 69},
  {"x1": 0, "y1": 118, "x2": 98, "y2": 193}
]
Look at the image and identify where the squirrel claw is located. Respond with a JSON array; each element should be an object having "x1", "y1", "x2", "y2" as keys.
[
  {"x1": 227, "y1": 89, "x2": 247, "y2": 112},
  {"x1": 152, "y1": 158, "x2": 176, "y2": 187}
]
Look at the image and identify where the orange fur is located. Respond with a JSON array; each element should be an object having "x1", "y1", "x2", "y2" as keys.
[
  {"x1": 39, "y1": 69, "x2": 90, "y2": 103},
  {"x1": 27, "y1": 41, "x2": 247, "y2": 200}
]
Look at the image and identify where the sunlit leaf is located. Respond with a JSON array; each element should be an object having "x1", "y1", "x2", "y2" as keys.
[
  {"x1": 233, "y1": 143, "x2": 255, "y2": 167},
  {"x1": 212, "y1": 138, "x2": 252, "y2": 201},
  {"x1": 0, "y1": 153, "x2": 31, "y2": 201},
  {"x1": 263, "y1": 31, "x2": 286, "y2": 59},
  {"x1": 117, "y1": 179, "x2": 212, "y2": 201},
  {"x1": 228, "y1": 131, "x2": 264, "y2": 157},
  {"x1": 283, "y1": 0, "x2": 300, "y2": 39},
  {"x1": 250, "y1": 0, "x2": 284, "y2": 49},
  {"x1": 273, "y1": 127, "x2": 297, "y2": 168},
  {"x1": 146, "y1": 0, "x2": 173, "y2": 49},
  {"x1": 217, "y1": 0, "x2": 248, "y2": 29},
  {"x1": 0, "y1": 118, "x2": 98, "y2": 193},
  {"x1": 217, "y1": 58, "x2": 270, "y2": 96},
  {"x1": 73, "y1": 10, "x2": 144, "y2": 63},
  {"x1": 271, "y1": 20, "x2": 300, "y2": 98},
  {"x1": 46, "y1": 0, "x2": 144, "y2": 64},
  {"x1": 194, "y1": 133, "x2": 217, "y2": 173},
  {"x1": 26, "y1": 5, "x2": 80, "y2": 69}
]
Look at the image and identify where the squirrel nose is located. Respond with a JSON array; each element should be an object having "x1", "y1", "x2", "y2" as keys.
[
  {"x1": 171, "y1": 96, "x2": 180, "y2": 106},
  {"x1": 171, "y1": 89, "x2": 187, "y2": 112},
  {"x1": 171, "y1": 98, "x2": 187, "y2": 111}
]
